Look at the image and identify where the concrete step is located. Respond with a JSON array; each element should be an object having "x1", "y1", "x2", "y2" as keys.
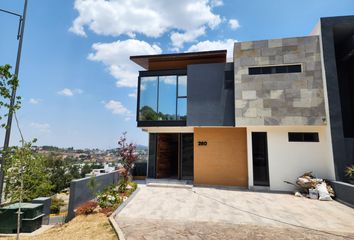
[
  {"x1": 147, "y1": 183, "x2": 193, "y2": 189},
  {"x1": 146, "y1": 179, "x2": 193, "y2": 189}
]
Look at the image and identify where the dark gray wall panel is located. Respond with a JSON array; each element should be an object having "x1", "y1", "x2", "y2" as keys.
[
  {"x1": 187, "y1": 63, "x2": 234, "y2": 126},
  {"x1": 147, "y1": 133, "x2": 157, "y2": 178},
  {"x1": 331, "y1": 181, "x2": 354, "y2": 207},
  {"x1": 321, "y1": 16, "x2": 354, "y2": 180}
]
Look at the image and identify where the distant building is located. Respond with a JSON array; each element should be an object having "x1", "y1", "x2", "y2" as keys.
[{"x1": 85, "y1": 163, "x2": 116, "y2": 177}]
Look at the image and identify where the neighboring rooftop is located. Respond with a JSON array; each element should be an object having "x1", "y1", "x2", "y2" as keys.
[{"x1": 130, "y1": 50, "x2": 227, "y2": 71}]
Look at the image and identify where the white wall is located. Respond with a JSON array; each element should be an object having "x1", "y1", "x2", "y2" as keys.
[{"x1": 247, "y1": 126, "x2": 335, "y2": 191}]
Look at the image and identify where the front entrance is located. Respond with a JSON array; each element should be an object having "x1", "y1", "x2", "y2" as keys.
[
  {"x1": 252, "y1": 132, "x2": 270, "y2": 186},
  {"x1": 148, "y1": 133, "x2": 193, "y2": 180},
  {"x1": 156, "y1": 134, "x2": 178, "y2": 178}
]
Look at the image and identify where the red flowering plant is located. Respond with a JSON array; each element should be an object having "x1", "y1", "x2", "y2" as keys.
[{"x1": 117, "y1": 132, "x2": 138, "y2": 192}]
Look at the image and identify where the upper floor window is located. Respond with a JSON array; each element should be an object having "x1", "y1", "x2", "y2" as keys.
[
  {"x1": 249, "y1": 64, "x2": 302, "y2": 75},
  {"x1": 288, "y1": 132, "x2": 319, "y2": 142},
  {"x1": 139, "y1": 75, "x2": 187, "y2": 121}
]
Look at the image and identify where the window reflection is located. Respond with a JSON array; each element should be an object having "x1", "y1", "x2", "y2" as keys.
[
  {"x1": 177, "y1": 98, "x2": 187, "y2": 120},
  {"x1": 178, "y1": 76, "x2": 187, "y2": 97},
  {"x1": 139, "y1": 75, "x2": 187, "y2": 121},
  {"x1": 158, "y1": 76, "x2": 177, "y2": 120},
  {"x1": 139, "y1": 76, "x2": 158, "y2": 121}
]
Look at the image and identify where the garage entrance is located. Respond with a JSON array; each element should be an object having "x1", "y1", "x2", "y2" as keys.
[{"x1": 194, "y1": 127, "x2": 248, "y2": 187}]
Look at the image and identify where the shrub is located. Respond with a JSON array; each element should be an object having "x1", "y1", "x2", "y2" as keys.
[
  {"x1": 50, "y1": 196, "x2": 65, "y2": 214},
  {"x1": 118, "y1": 178, "x2": 128, "y2": 193},
  {"x1": 96, "y1": 185, "x2": 122, "y2": 208},
  {"x1": 75, "y1": 201, "x2": 98, "y2": 216},
  {"x1": 126, "y1": 182, "x2": 138, "y2": 196},
  {"x1": 345, "y1": 165, "x2": 354, "y2": 178}
]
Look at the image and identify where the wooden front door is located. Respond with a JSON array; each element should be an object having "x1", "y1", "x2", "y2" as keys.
[{"x1": 156, "y1": 134, "x2": 178, "y2": 178}]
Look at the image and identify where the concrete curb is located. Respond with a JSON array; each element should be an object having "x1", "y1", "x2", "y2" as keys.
[{"x1": 108, "y1": 187, "x2": 140, "y2": 240}]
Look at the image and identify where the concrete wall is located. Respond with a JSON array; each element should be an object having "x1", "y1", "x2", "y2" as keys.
[
  {"x1": 331, "y1": 181, "x2": 354, "y2": 207},
  {"x1": 67, "y1": 171, "x2": 119, "y2": 221},
  {"x1": 246, "y1": 126, "x2": 335, "y2": 191},
  {"x1": 234, "y1": 36, "x2": 326, "y2": 126},
  {"x1": 187, "y1": 63, "x2": 235, "y2": 126},
  {"x1": 32, "y1": 197, "x2": 51, "y2": 225},
  {"x1": 194, "y1": 127, "x2": 248, "y2": 187}
]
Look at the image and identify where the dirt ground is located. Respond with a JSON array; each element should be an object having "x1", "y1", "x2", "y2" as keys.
[{"x1": 0, "y1": 213, "x2": 117, "y2": 240}]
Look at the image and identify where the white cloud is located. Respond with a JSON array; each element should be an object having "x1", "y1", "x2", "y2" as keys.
[
  {"x1": 30, "y1": 122, "x2": 51, "y2": 133},
  {"x1": 104, "y1": 100, "x2": 132, "y2": 117},
  {"x1": 29, "y1": 98, "x2": 41, "y2": 104},
  {"x1": 210, "y1": 0, "x2": 223, "y2": 7},
  {"x1": 128, "y1": 91, "x2": 137, "y2": 98},
  {"x1": 187, "y1": 39, "x2": 237, "y2": 59},
  {"x1": 57, "y1": 88, "x2": 83, "y2": 96},
  {"x1": 229, "y1": 19, "x2": 240, "y2": 30},
  {"x1": 88, "y1": 39, "x2": 162, "y2": 88},
  {"x1": 170, "y1": 27, "x2": 206, "y2": 49},
  {"x1": 70, "y1": 0, "x2": 221, "y2": 46}
]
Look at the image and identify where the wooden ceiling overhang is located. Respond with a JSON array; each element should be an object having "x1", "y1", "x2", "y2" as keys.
[{"x1": 130, "y1": 50, "x2": 227, "y2": 71}]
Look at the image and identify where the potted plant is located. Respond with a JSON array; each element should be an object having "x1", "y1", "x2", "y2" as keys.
[{"x1": 345, "y1": 165, "x2": 354, "y2": 184}]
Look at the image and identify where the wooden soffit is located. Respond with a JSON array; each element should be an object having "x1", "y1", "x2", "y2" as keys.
[{"x1": 130, "y1": 50, "x2": 227, "y2": 71}]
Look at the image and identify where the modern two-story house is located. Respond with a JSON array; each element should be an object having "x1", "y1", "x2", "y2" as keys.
[{"x1": 130, "y1": 15, "x2": 354, "y2": 191}]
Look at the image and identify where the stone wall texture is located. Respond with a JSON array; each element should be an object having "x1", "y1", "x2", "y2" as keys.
[{"x1": 234, "y1": 36, "x2": 326, "y2": 126}]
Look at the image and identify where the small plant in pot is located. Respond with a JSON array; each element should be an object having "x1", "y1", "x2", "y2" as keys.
[{"x1": 345, "y1": 165, "x2": 354, "y2": 184}]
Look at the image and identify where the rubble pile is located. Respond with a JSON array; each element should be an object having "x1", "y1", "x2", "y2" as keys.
[{"x1": 285, "y1": 172, "x2": 335, "y2": 201}]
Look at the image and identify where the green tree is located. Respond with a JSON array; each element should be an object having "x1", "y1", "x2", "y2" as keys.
[
  {"x1": 44, "y1": 153, "x2": 73, "y2": 193},
  {"x1": 139, "y1": 105, "x2": 159, "y2": 120},
  {"x1": 3, "y1": 142, "x2": 52, "y2": 202},
  {"x1": 0, "y1": 64, "x2": 52, "y2": 240},
  {"x1": 80, "y1": 164, "x2": 92, "y2": 178},
  {"x1": 1, "y1": 65, "x2": 52, "y2": 202},
  {"x1": 0, "y1": 64, "x2": 21, "y2": 127},
  {"x1": 69, "y1": 165, "x2": 81, "y2": 179}
]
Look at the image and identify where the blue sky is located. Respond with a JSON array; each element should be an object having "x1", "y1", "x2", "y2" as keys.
[{"x1": 0, "y1": 0, "x2": 353, "y2": 149}]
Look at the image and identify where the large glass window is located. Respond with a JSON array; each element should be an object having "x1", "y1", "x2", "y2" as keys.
[
  {"x1": 139, "y1": 76, "x2": 158, "y2": 121},
  {"x1": 177, "y1": 98, "x2": 187, "y2": 120},
  {"x1": 158, "y1": 76, "x2": 177, "y2": 120},
  {"x1": 139, "y1": 75, "x2": 187, "y2": 122},
  {"x1": 178, "y1": 76, "x2": 187, "y2": 97},
  {"x1": 177, "y1": 75, "x2": 187, "y2": 120}
]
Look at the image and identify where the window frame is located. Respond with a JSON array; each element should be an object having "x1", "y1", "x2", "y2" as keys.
[
  {"x1": 137, "y1": 69, "x2": 187, "y2": 127},
  {"x1": 288, "y1": 132, "x2": 319, "y2": 142},
  {"x1": 249, "y1": 64, "x2": 302, "y2": 75},
  {"x1": 177, "y1": 75, "x2": 187, "y2": 120}
]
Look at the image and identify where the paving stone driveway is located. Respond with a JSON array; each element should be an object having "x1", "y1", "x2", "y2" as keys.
[{"x1": 115, "y1": 186, "x2": 354, "y2": 240}]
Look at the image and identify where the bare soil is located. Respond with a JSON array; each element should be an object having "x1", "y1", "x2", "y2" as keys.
[{"x1": 1, "y1": 213, "x2": 117, "y2": 240}]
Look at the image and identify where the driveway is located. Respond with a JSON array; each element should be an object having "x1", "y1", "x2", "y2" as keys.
[{"x1": 115, "y1": 186, "x2": 354, "y2": 240}]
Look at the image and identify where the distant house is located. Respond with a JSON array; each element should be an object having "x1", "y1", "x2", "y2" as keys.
[
  {"x1": 86, "y1": 164, "x2": 115, "y2": 177},
  {"x1": 130, "y1": 16, "x2": 354, "y2": 191}
]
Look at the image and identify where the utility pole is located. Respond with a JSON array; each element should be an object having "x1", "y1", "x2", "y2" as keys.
[{"x1": 0, "y1": 0, "x2": 28, "y2": 204}]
